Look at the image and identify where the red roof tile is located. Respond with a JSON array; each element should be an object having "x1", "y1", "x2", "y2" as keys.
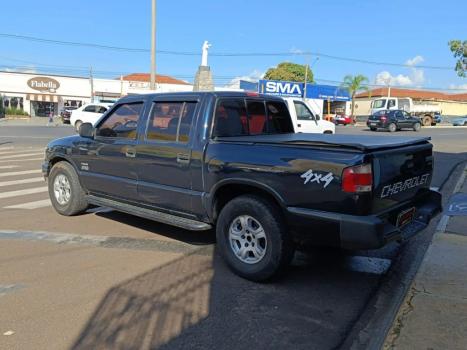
[
  {"x1": 120, "y1": 73, "x2": 190, "y2": 85},
  {"x1": 355, "y1": 87, "x2": 467, "y2": 102}
]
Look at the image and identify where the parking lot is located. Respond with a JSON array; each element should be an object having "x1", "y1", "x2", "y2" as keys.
[{"x1": 0, "y1": 123, "x2": 466, "y2": 349}]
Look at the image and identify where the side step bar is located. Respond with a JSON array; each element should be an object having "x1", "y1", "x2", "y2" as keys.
[{"x1": 87, "y1": 195, "x2": 212, "y2": 231}]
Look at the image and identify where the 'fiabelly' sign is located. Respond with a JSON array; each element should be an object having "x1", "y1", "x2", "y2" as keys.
[
  {"x1": 27, "y1": 77, "x2": 60, "y2": 92},
  {"x1": 258, "y1": 80, "x2": 303, "y2": 97}
]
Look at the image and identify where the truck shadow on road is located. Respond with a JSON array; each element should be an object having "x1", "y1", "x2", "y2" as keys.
[{"x1": 71, "y1": 243, "x2": 388, "y2": 350}]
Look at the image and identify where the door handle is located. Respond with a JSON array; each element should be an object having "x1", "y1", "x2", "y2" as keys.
[
  {"x1": 125, "y1": 148, "x2": 136, "y2": 158},
  {"x1": 297, "y1": 124, "x2": 301, "y2": 127},
  {"x1": 177, "y1": 153, "x2": 190, "y2": 164}
]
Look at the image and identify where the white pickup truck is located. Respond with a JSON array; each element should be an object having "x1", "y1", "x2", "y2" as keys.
[
  {"x1": 371, "y1": 97, "x2": 441, "y2": 126},
  {"x1": 283, "y1": 97, "x2": 335, "y2": 134}
]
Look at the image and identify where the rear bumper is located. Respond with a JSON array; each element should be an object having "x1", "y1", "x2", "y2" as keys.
[{"x1": 286, "y1": 190, "x2": 442, "y2": 250}]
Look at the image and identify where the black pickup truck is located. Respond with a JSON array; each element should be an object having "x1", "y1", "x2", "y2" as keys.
[{"x1": 43, "y1": 92, "x2": 441, "y2": 281}]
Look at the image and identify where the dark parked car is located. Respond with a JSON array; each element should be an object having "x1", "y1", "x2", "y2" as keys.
[
  {"x1": 367, "y1": 110, "x2": 422, "y2": 132},
  {"x1": 42, "y1": 92, "x2": 441, "y2": 281},
  {"x1": 60, "y1": 106, "x2": 78, "y2": 124}
]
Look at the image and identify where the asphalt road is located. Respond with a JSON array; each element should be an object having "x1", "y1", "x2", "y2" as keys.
[{"x1": 0, "y1": 124, "x2": 466, "y2": 350}]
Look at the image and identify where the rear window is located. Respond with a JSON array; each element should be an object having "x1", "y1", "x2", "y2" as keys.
[{"x1": 213, "y1": 98, "x2": 293, "y2": 137}]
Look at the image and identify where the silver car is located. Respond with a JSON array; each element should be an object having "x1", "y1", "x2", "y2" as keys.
[{"x1": 451, "y1": 116, "x2": 467, "y2": 126}]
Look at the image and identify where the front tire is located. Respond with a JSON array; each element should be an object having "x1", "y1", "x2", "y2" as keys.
[
  {"x1": 388, "y1": 123, "x2": 397, "y2": 132},
  {"x1": 413, "y1": 122, "x2": 421, "y2": 132},
  {"x1": 216, "y1": 195, "x2": 295, "y2": 282},
  {"x1": 48, "y1": 161, "x2": 88, "y2": 216},
  {"x1": 370, "y1": 127, "x2": 377, "y2": 131}
]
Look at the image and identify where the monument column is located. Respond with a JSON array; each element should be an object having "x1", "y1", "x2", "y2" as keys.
[{"x1": 193, "y1": 41, "x2": 214, "y2": 91}]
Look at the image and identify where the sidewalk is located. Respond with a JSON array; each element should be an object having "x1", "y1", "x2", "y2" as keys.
[
  {"x1": 384, "y1": 166, "x2": 467, "y2": 349},
  {"x1": 0, "y1": 117, "x2": 63, "y2": 127}
]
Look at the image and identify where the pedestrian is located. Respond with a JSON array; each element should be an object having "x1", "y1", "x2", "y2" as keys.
[{"x1": 47, "y1": 110, "x2": 53, "y2": 126}]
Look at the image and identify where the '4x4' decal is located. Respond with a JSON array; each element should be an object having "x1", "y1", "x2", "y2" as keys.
[{"x1": 301, "y1": 170, "x2": 334, "y2": 188}]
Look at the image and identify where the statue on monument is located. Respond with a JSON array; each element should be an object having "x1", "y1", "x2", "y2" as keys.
[{"x1": 201, "y1": 40, "x2": 211, "y2": 67}]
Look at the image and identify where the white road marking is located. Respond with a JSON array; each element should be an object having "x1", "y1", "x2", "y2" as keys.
[
  {"x1": 0, "y1": 165, "x2": 19, "y2": 169},
  {"x1": 0, "y1": 169, "x2": 42, "y2": 178},
  {"x1": 4, "y1": 199, "x2": 51, "y2": 210},
  {"x1": 0, "y1": 149, "x2": 43, "y2": 156},
  {"x1": 0, "y1": 153, "x2": 44, "y2": 160},
  {"x1": 0, "y1": 186, "x2": 47, "y2": 199},
  {"x1": 0, "y1": 177, "x2": 44, "y2": 187},
  {"x1": 0, "y1": 158, "x2": 44, "y2": 163}
]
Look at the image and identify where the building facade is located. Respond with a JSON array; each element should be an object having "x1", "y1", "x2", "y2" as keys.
[{"x1": 0, "y1": 71, "x2": 192, "y2": 117}]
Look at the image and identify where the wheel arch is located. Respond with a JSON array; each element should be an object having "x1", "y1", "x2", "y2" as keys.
[{"x1": 208, "y1": 179, "x2": 286, "y2": 223}]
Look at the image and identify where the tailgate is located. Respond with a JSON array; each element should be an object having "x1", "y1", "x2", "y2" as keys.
[{"x1": 371, "y1": 142, "x2": 433, "y2": 213}]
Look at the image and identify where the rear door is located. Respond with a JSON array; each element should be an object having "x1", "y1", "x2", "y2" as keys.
[
  {"x1": 136, "y1": 96, "x2": 200, "y2": 215},
  {"x1": 78, "y1": 101, "x2": 144, "y2": 201}
]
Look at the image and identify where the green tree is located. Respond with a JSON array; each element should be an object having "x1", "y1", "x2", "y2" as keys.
[
  {"x1": 448, "y1": 40, "x2": 467, "y2": 77},
  {"x1": 341, "y1": 74, "x2": 369, "y2": 120},
  {"x1": 264, "y1": 62, "x2": 314, "y2": 83}
]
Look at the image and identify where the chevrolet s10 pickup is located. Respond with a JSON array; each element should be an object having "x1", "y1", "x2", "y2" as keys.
[{"x1": 43, "y1": 92, "x2": 441, "y2": 281}]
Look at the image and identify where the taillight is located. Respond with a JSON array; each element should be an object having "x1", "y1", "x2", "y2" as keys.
[{"x1": 342, "y1": 164, "x2": 373, "y2": 193}]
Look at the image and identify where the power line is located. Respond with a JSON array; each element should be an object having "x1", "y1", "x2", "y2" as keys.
[{"x1": 0, "y1": 32, "x2": 454, "y2": 70}]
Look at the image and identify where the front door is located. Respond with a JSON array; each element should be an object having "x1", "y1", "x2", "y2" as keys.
[
  {"x1": 136, "y1": 97, "x2": 199, "y2": 216},
  {"x1": 293, "y1": 100, "x2": 320, "y2": 133},
  {"x1": 78, "y1": 101, "x2": 144, "y2": 201}
]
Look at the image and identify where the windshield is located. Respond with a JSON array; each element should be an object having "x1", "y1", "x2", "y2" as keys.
[{"x1": 372, "y1": 99, "x2": 386, "y2": 109}]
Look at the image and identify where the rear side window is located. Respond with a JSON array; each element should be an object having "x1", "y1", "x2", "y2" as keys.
[
  {"x1": 213, "y1": 99, "x2": 248, "y2": 137},
  {"x1": 147, "y1": 101, "x2": 197, "y2": 143},
  {"x1": 96, "y1": 102, "x2": 143, "y2": 139},
  {"x1": 213, "y1": 98, "x2": 293, "y2": 137},
  {"x1": 266, "y1": 101, "x2": 294, "y2": 133},
  {"x1": 84, "y1": 105, "x2": 97, "y2": 113}
]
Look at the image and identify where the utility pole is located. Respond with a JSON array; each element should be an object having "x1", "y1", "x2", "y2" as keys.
[
  {"x1": 303, "y1": 55, "x2": 309, "y2": 100},
  {"x1": 90, "y1": 66, "x2": 94, "y2": 103},
  {"x1": 150, "y1": 0, "x2": 156, "y2": 90}
]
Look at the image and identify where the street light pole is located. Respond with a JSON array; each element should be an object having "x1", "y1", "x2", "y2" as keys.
[{"x1": 150, "y1": 0, "x2": 156, "y2": 90}]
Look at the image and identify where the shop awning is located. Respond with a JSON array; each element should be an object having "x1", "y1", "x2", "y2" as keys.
[{"x1": 26, "y1": 94, "x2": 59, "y2": 102}]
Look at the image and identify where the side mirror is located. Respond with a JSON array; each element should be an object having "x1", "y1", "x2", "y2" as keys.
[{"x1": 79, "y1": 122, "x2": 94, "y2": 139}]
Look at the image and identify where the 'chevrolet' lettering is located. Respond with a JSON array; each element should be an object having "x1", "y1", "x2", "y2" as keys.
[{"x1": 381, "y1": 174, "x2": 430, "y2": 198}]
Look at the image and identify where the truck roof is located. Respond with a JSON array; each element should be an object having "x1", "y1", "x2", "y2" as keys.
[{"x1": 118, "y1": 91, "x2": 285, "y2": 103}]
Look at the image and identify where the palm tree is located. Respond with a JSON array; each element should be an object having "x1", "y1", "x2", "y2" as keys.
[{"x1": 341, "y1": 74, "x2": 370, "y2": 122}]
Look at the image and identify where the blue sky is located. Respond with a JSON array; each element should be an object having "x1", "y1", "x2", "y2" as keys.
[{"x1": 1, "y1": 0, "x2": 466, "y2": 91}]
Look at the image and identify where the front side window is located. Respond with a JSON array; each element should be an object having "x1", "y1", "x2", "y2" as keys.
[
  {"x1": 96, "y1": 102, "x2": 143, "y2": 139},
  {"x1": 372, "y1": 99, "x2": 386, "y2": 109},
  {"x1": 147, "y1": 101, "x2": 197, "y2": 142},
  {"x1": 294, "y1": 101, "x2": 315, "y2": 120}
]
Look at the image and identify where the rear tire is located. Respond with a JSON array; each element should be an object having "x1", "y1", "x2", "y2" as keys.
[
  {"x1": 48, "y1": 161, "x2": 88, "y2": 216},
  {"x1": 74, "y1": 120, "x2": 82, "y2": 132},
  {"x1": 422, "y1": 116, "x2": 432, "y2": 126},
  {"x1": 216, "y1": 195, "x2": 295, "y2": 282},
  {"x1": 370, "y1": 127, "x2": 377, "y2": 131},
  {"x1": 388, "y1": 123, "x2": 397, "y2": 132},
  {"x1": 413, "y1": 122, "x2": 421, "y2": 132}
]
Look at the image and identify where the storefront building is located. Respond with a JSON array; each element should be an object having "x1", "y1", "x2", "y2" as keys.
[{"x1": 0, "y1": 71, "x2": 192, "y2": 117}]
